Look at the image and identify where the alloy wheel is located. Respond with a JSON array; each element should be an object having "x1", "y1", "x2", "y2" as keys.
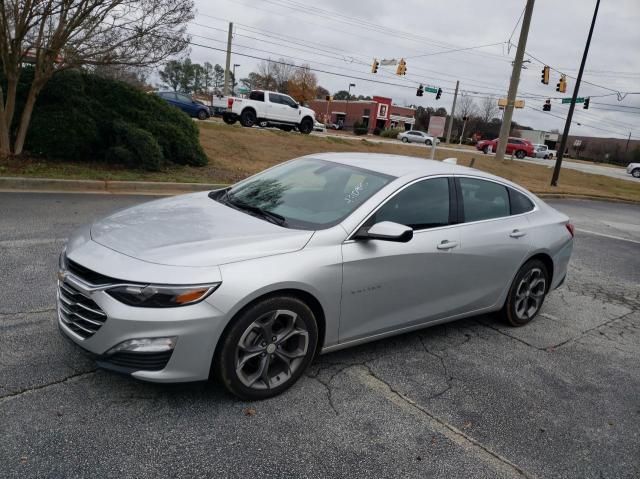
[
  {"x1": 235, "y1": 309, "x2": 309, "y2": 390},
  {"x1": 514, "y1": 267, "x2": 546, "y2": 321}
]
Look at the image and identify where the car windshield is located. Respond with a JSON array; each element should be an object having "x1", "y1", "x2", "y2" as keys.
[{"x1": 217, "y1": 158, "x2": 394, "y2": 230}]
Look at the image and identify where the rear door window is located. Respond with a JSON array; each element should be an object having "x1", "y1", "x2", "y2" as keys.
[
  {"x1": 249, "y1": 91, "x2": 265, "y2": 101},
  {"x1": 459, "y1": 177, "x2": 510, "y2": 222}
]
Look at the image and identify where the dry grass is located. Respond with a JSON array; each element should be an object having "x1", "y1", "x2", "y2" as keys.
[{"x1": 1, "y1": 122, "x2": 638, "y2": 202}]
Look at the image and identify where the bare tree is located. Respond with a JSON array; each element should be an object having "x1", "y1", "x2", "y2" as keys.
[
  {"x1": 0, "y1": 0, "x2": 194, "y2": 158},
  {"x1": 478, "y1": 96, "x2": 499, "y2": 125},
  {"x1": 456, "y1": 95, "x2": 477, "y2": 119}
]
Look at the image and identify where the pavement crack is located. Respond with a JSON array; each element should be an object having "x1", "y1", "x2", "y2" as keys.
[
  {"x1": 417, "y1": 333, "x2": 459, "y2": 401},
  {"x1": 550, "y1": 309, "x2": 638, "y2": 350},
  {"x1": 0, "y1": 369, "x2": 97, "y2": 402},
  {"x1": 353, "y1": 364, "x2": 536, "y2": 479}
]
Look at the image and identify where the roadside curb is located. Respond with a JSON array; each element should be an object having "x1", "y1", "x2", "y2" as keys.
[
  {"x1": 0, "y1": 177, "x2": 228, "y2": 196},
  {"x1": 536, "y1": 193, "x2": 640, "y2": 204}
]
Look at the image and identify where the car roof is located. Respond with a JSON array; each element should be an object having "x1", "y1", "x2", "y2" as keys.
[{"x1": 304, "y1": 152, "x2": 502, "y2": 180}]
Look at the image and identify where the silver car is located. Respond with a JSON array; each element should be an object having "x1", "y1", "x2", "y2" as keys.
[
  {"x1": 57, "y1": 153, "x2": 574, "y2": 399},
  {"x1": 397, "y1": 130, "x2": 439, "y2": 145}
]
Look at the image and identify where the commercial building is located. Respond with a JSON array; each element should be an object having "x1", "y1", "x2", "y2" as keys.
[
  {"x1": 516, "y1": 129, "x2": 560, "y2": 149},
  {"x1": 307, "y1": 96, "x2": 416, "y2": 132}
]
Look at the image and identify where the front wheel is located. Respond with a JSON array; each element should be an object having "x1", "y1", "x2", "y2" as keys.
[
  {"x1": 515, "y1": 150, "x2": 526, "y2": 159},
  {"x1": 632, "y1": 168, "x2": 640, "y2": 178},
  {"x1": 500, "y1": 259, "x2": 549, "y2": 327},
  {"x1": 216, "y1": 296, "x2": 318, "y2": 400},
  {"x1": 298, "y1": 117, "x2": 313, "y2": 134},
  {"x1": 197, "y1": 109, "x2": 208, "y2": 121},
  {"x1": 401, "y1": 137, "x2": 409, "y2": 143},
  {"x1": 425, "y1": 139, "x2": 432, "y2": 146},
  {"x1": 482, "y1": 146, "x2": 489, "y2": 154}
]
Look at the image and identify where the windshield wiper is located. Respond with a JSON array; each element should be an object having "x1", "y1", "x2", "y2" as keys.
[{"x1": 220, "y1": 193, "x2": 287, "y2": 227}]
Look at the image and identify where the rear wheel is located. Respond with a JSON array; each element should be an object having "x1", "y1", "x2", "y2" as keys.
[
  {"x1": 222, "y1": 112, "x2": 237, "y2": 125},
  {"x1": 216, "y1": 296, "x2": 318, "y2": 400},
  {"x1": 298, "y1": 117, "x2": 313, "y2": 134},
  {"x1": 501, "y1": 259, "x2": 548, "y2": 327},
  {"x1": 240, "y1": 109, "x2": 257, "y2": 127},
  {"x1": 632, "y1": 168, "x2": 640, "y2": 178},
  {"x1": 515, "y1": 149, "x2": 526, "y2": 159}
]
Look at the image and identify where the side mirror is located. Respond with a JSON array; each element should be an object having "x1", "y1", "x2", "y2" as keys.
[{"x1": 354, "y1": 221, "x2": 413, "y2": 243}]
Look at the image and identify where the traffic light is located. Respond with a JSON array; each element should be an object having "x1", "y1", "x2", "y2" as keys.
[
  {"x1": 436, "y1": 88, "x2": 442, "y2": 100},
  {"x1": 396, "y1": 58, "x2": 406, "y2": 75},
  {"x1": 325, "y1": 95, "x2": 332, "y2": 101},
  {"x1": 416, "y1": 84, "x2": 424, "y2": 97},
  {"x1": 556, "y1": 74, "x2": 567, "y2": 93},
  {"x1": 583, "y1": 97, "x2": 590, "y2": 109},
  {"x1": 371, "y1": 58, "x2": 379, "y2": 74},
  {"x1": 541, "y1": 66, "x2": 550, "y2": 85},
  {"x1": 543, "y1": 99, "x2": 551, "y2": 111}
]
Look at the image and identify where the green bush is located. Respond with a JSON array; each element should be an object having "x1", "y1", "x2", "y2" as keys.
[
  {"x1": 380, "y1": 128, "x2": 403, "y2": 138},
  {"x1": 13, "y1": 68, "x2": 207, "y2": 170},
  {"x1": 352, "y1": 121, "x2": 368, "y2": 136}
]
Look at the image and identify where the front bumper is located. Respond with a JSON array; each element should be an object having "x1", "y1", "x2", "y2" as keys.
[{"x1": 57, "y1": 279, "x2": 228, "y2": 383}]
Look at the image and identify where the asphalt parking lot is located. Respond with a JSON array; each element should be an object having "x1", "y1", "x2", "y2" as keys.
[{"x1": 1, "y1": 192, "x2": 639, "y2": 479}]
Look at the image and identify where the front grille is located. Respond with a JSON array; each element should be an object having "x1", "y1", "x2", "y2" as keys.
[
  {"x1": 57, "y1": 280, "x2": 107, "y2": 339},
  {"x1": 100, "y1": 351, "x2": 173, "y2": 372},
  {"x1": 65, "y1": 257, "x2": 118, "y2": 285}
]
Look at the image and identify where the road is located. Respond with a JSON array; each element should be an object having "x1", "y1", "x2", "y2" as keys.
[
  {"x1": 309, "y1": 130, "x2": 637, "y2": 183},
  {"x1": 1, "y1": 193, "x2": 639, "y2": 479}
]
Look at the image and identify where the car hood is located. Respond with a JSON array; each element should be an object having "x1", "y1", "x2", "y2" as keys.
[{"x1": 90, "y1": 191, "x2": 314, "y2": 267}]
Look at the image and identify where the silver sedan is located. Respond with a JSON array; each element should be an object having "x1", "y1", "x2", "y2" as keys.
[
  {"x1": 58, "y1": 153, "x2": 574, "y2": 399},
  {"x1": 397, "y1": 130, "x2": 439, "y2": 145}
]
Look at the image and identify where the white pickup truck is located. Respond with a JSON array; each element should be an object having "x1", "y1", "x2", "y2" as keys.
[{"x1": 222, "y1": 90, "x2": 316, "y2": 134}]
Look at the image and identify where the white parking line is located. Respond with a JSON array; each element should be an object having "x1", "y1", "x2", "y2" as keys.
[{"x1": 575, "y1": 228, "x2": 640, "y2": 244}]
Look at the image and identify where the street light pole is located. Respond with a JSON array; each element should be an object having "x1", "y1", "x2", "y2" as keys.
[
  {"x1": 346, "y1": 83, "x2": 355, "y2": 129},
  {"x1": 551, "y1": 0, "x2": 601, "y2": 186},
  {"x1": 232, "y1": 64, "x2": 240, "y2": 96},
  {"x1": 495, "y1": 0, "x2": 535, "y2": 161}
]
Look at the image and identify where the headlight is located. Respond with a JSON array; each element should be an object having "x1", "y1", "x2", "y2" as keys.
[{"x1": 107, "y1": 283, "x2": 220, "y2": 308}]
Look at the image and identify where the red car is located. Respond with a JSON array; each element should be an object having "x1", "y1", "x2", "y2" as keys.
[{"x1": 476, "y1": 137, "x2": 534, "y2": 159}]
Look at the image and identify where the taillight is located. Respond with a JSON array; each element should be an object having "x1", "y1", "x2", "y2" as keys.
[
  {"x1": 565, "y1": 222, "x2": 575, "y2": 238},
  {"x1": 227, "y1": 98, "x2": 234, "y2": 108}
]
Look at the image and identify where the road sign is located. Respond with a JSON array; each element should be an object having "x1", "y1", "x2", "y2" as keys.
[
  {"x1": 573, "y1": 139, "x2": 582, "y2": 147},
  {"x1": 425, "y1": 87, "x2": 438, "y2": 94},
  {"x1": 562, "y1": 97, "x2": 585, "y2": 104},
  {"x1": 238, "y1": 87, "x2": 250, "y2": 94},
  {"x1": 427, "y1": 116, "x2": 446, "y2": 138}
]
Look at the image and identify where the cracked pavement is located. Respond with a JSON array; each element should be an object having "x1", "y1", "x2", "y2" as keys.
[{"x1": 1, "y1": 193, "x2": 638, "y2": 478}]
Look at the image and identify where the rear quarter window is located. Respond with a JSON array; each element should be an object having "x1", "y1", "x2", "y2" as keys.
[
  {"x1": 509, "y1": 188, "x2": 535, "y2": 215},
  {"x1": 249, "y1": 91, "x2": 265, "y2": 101}
]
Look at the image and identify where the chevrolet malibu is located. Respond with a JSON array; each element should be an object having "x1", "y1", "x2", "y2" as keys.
[{"x1": 57, "y1": 153, "x2": 574, "y2": 399}]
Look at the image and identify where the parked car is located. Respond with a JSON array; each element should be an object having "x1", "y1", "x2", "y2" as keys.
[
  {"x1": 476, "y1": 137, "x2": 535, "y2": 159},
  {"x1": 156, "y1": 91, "x2": 210, "y2": 120},
  {"x1": 57, "y1": 153, "x2": 574, "y2": 400},
  {"x1": 627, "y1": 162, "x2": 640, "y2": 178},
  {"x1": 533, "y1": 144, "x2": 557, "y2": 159},
  {"x1": 313, "y1": 122, "x2": 327, "y2": 133},
  {"x1": 222, "y1": 90, "x2": 316, "y2": 134},
  {"x1": 397, "y1": 130, "x2": 439, "y2": 145}
]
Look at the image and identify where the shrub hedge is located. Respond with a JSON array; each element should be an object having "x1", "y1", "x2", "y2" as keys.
[
  {"x1": 11, "y1": 68, "x2": 207, "y2": 171},
  {"x1": 380, "y1": 128, "x2": 403, "y2": 138}
]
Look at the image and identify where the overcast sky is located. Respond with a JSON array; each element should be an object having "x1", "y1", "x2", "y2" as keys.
[{"x1": 188, "y1": 0, "x2": 640, "y2": 139}]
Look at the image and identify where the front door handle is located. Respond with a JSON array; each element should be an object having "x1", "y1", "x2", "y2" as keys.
[
  {"x1": 509, "y1": 229, "x2": 527, "y2": 238},
  {"x1": 437, "y1": 240, "x2": 459, "y2": 250}
]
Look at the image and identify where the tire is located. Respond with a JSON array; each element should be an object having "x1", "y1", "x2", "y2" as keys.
[
  {"x1": 401, "y1": 137, "x2": 409, "y2": 143},
  {"x1": 632, "y1": 168, "x2": 640, "y2": 178},
  {"x1": 216, "y1": 296, "x2": 318, "y2": 400},
  {"x1": 240, "y1": 109, "x2": 257, "y2": 127},
  {"x1": 482, "y1": 146, "x2": 489, "y2": 154},
  {"x1": 425, "y1": 139, "x2": 432, "y2": 146},
  {"x1": 500, "y1": 259, "x2": 549, "y2": 327},
  {"x1": 197, "y1": 109, "x2": 208, "y2": 121},
  {"x1": 279, "y1": 125, "x2": 294, "y2": 132},
  {"x1": 515, "y1": 150, "x2": 526, "y2": 159},
  {"x1": 222, "y1": 112, "x2": 237, "y2": 125},
  {"x1": 298, "y1": 117, "x2": 313, "y2": 134},
  {"x1": 548, "y1": 154, "x2": 554, "y2": 160}
]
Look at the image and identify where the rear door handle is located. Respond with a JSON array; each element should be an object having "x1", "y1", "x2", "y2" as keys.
[
  {"x1": 509, "y1": 229, "x2": 527, "y2": 238},
  {"x1": 437, "y1": 240, "x2": 459, "y2": 250}
]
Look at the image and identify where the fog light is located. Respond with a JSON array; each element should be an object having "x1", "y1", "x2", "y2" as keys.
[{"x1": 107, "y1": 337, "x2": 177, "y2": 355}]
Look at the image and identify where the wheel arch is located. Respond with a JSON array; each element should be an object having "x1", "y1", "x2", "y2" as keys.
[
  {"x1": 523, "y1": 251, "x2": 554, "y2": 292},
  {"x1": 211, "y1": 287, "x2": 327, "y2": 375},
  {"x1": 241, "y1": 106, "x2": 257, "y2": 116}
]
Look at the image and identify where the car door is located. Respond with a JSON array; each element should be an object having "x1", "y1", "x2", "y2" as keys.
[
  {"x1": 280, "y1": 94, "x2": 300, "y2": 123},
  {"x1": 267, "y1": 93, "x2": 289, "y2": 121},
  {"x1": 175, "y1": 93, "x2": 195, "y2": 116},
  {"x1": 410, "y1": 131, "x2": 422, "y2": 143},
  {"x1": 340, "y1": 177, "x2": 464, "y2": 342},
  {"x1": 453, "y1": 176, "x2": 533, "y2": 312}
]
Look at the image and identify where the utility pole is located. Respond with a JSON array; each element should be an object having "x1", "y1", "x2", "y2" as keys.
[
  {"x1": 551, "y1": 0, "x2": 600, "y2": 186},
  {"x1": 459, "y1": 116, "x2": 468, "y2": 145},
  {"x1": 625, "y1": 131, "x2": 631, "y2": 153},
  {"x1": 495, "y1": 0, "x2": 535, "y2": 161},
  {"x1": 223, "y1": 22, "x2": 233, "y2": 96},
  {"x1": 446, "y1": 80, "x2": 459, "y2": 144}
]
